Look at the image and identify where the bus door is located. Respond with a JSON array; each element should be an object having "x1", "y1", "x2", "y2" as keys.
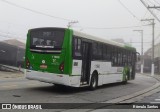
[{"x1": 81, "y1": 42, "x2": 92, "y2": 84}]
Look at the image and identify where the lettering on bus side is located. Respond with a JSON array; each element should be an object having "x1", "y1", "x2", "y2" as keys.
[
  {"x1": 53, "y1": 59, "x2": 56, "y2": 62},
  {"x1": 95, "y1": 64, "x2": 100, "y2": 68},
  {"x1": 117, "y1": 67, "x2": 123, "y2": 72},
  {"x1": 54, "y1": 56, "x2": 60, "y2": 59}
]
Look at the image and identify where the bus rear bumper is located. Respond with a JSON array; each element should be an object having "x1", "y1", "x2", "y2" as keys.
[{"x1": 25, "y1": 70, "x2": 80, "y2": 87}]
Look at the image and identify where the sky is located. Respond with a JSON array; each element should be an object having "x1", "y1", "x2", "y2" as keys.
[{"x1": 0, "y1": 0, "x2": 160, "y2": 54}]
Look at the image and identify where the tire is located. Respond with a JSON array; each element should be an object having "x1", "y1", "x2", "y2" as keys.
[
  {"x1": 54, "y1": 84, "x2": 65, "y2": 88},
  {"x1": 89, "y1": 73, "x2": 98, "y2": 90}
]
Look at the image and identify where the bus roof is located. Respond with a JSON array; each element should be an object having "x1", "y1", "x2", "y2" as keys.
[
  {"x1": 28, "y1": 27, "x2": 136, "y2": 51},
  {"x1": 73, "y1": 29, "x2": 136, "y2": 51}
]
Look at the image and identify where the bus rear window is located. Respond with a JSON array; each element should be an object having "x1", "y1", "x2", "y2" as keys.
[{"x1": 30, "y1": 29, "x2": 64, "y2": 50}]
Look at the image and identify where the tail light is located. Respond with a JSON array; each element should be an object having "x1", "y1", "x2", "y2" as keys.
[
  {"x1": 26, "y1": 58, "x2": 30, "y2": 69},
  {"x1": 59, "y1": 62, "x2": 64, "y2": 72}
]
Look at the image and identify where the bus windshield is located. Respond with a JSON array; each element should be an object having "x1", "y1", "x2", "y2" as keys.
[{"x1": 30, "y1": 29, "x2": 64, "y2": 50}]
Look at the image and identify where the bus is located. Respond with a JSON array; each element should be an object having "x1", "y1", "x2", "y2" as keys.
[{"x1": 25, "y1": 27, "x2": 137, "y2": 90}]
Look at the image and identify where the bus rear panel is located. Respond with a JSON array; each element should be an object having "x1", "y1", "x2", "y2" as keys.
[{"x1": 25, "y1": 28, "x2": 74, "y2": 86}]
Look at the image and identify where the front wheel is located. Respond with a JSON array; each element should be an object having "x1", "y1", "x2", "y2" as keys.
[{"x1": 89, "y1": 73, "x2": 98, "y2": 90}]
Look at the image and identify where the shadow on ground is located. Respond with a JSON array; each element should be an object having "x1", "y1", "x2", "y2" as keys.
[{"x1": 27, "y1": 82, "x2": 132, "y2": 95}]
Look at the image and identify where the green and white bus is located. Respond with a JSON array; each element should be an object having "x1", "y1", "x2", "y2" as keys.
[{"x1": 25, "y1": 27, "x2": 136, "y2": 90}]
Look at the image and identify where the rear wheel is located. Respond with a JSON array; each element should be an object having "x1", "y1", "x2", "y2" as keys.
[
  {"x1": 89, "y1": 73, "x2": 98, "y2": 90},
  {"x1": 54, "y1": 84, "x2": 65, "y2": 88}
]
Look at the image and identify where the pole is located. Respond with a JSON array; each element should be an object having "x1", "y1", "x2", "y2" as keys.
[
  {"x1": 16, "y1": 47, "x2": 19, "y2": 67},
  {"x1": 141, "y1": 30, "x2": 144, "y2": 74},
  {"x1": 133, "y1": 30, "x2": 144, "y2": 73},
  {"x1": 141, "y1": 19, "x2": 155, "y2": 76},
  {"x1": 151, "y1": 19, "x2": 155, "y2": 76},
  {"x1": 140, "y1": 0, "x2": 160, "y2": 23},
  {"x1": 67, "y1": 21, "x2": 78, "y2": 28}
]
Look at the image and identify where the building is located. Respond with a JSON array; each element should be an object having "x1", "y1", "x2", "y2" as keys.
[
  {"x1": 0, "y1": 39, "x2": 25, "y2": 68},
  {"x1": 143, "y1": 43, "x2": 160, "y2": 73}
]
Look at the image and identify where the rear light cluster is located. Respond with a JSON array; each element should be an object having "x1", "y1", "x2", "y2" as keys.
[
  {"x1": 59, "y1": 62, "x2": 64, "y2": 72},
  {"x1": 26, "y1": 59, "x2": 30, "y2": 69}
]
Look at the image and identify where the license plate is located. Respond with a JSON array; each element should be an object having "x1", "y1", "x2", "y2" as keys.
[{"x1": 40, "y1": 65, "x2": 47, "y2": 69}]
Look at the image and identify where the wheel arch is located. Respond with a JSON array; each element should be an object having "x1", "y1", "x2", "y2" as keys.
[{"x1": 89, "y1": 70, "x2": 98, "y2": 84}]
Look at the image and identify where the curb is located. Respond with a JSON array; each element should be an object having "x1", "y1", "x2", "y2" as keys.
[
  {"x1": 61, "y1": 74, "x2": 160, "y2": 112},
  {"x1": 102, "y1": 73, "x2": 160, "y2": 103},
  {"x1": 102, "y1": 83, "x2": 160, "y2": 103},
  {"x1": 141, "y1": 73, "x2": 160, "y2": 81},
  {"x1": 0, "y1": 64, "x2": 24, "y2": 73},
  {"x1": 0, "y1": 71, "x2": 24, "y2": 79}
]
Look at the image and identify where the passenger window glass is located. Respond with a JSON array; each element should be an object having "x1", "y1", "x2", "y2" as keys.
[
  {"x1": 78, "y1": 39, "x2": 81, "y2": 50},
  {"x1": 73, "y1": 36, "x2": 82, "y2": 58},
  {"x1": 103, "y1": 45, "x2": 107, "y2": 60},
  {"x1": 93, "y1": 43, "x2": 97, "y2": 60},
  {"x1": 97, "y1": 44, "x2": 102, "y2": 58}
]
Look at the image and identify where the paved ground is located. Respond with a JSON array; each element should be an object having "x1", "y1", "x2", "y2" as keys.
[
  {"x1": 136, "y1": 74, "x2": 160, "y2": 104},
  {"x1": 138, "y1": 91, "x2": 160, "y2": 103},
  {"x1": 0, "y1": 71, "x2": 24, "y2": 79},
  {"x1": 0, "y1": 74, "x2": 157, "y2": 103},
  {"x1": 0, "y1": 72, "x2": 159, "y2": 112}
]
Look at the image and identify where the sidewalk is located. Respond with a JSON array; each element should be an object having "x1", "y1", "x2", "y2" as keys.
[
  {"x1": 140, "y1": 73, "x2": 160, "y2": 81},
  {"x1": 0, "y1": 71, "x2": 24, "y2": 79},
  {"x1": 0, "y1": 64, "x2": 24, "y2": 73}
]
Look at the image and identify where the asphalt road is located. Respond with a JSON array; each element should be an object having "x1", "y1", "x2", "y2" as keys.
[
  {"x1": 0, "y1": 74, "x2": 157, "y2": 103},
  {"x1": 138, "y1": 90, "x2": 160, "y2": 104},
  {"x1": 0, "y1": 73, "x2": 159, "y2": 112}
]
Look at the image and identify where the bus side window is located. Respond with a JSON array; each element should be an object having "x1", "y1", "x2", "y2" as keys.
[
  {"x1": 120, "y1": 49, "x2": 123, "y2": 66},
  {"x1": 127, "y1": 51, "x2": 129, "y2": 65},
  {"x1": 122, "y1": 50, "x2": 126, "y2": 66},
  {"x1": 117, "y1": 48, "x2": 122, "y2": 66},
  {"x1": 73, "y1": 36, "x2": 82, "y2": 59},
  {"x1": 112, "y1": 46, "x2": 114, "y2": 63},
  {"x1": 102, "y1": 44, "x2": 107, "y2": 60},
  {"x1": 92, "y1": 42, "x2": 98, "y2": 60},
  {"x1": 97, "y1": 43, "x2": 102, "y2": 60},
  {"x1": 78, "y1": 39, "x2": 81, "y2": 50},
  {"x1": 128, "y1": 51, "x2": 131, "y2": 66},
  {"x1": 112, "y1": 47, "x2": 117, "y2": 66},
  {"x1": 107, "y1": 45, "x2": 111, "y2": 61},
  {"x1": 126, "y1": 51, "x2": 129, "y2": 65},
  {"x1": 115, "y1": 47, "x2": 118, "y2": 66}
]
